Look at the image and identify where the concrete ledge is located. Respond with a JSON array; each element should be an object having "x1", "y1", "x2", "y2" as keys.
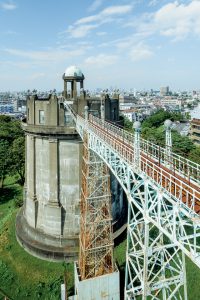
[
  {"x1": 16, "y1": 208, "x2": 79, "y2": 262},
  {"x1": 22, "y1": 122, "x2": 78, "y2": 136}
]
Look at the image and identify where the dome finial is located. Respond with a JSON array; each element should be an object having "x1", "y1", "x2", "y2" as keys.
[{"x1": 64, "y1": 66, "x2": 84, "y2": 78}]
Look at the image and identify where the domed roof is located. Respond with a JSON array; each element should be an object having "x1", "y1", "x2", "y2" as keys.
[
  {"x1": 64, "y1": 66, "x2": 83, "y2": 78},
  {"x1": 164, "y1": 119, "x2": 172, "y2": 129}
]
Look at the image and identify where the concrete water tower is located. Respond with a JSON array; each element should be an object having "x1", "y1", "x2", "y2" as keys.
[{"x1": 16, "y1": 69, "x2": 85, "y2": 261}]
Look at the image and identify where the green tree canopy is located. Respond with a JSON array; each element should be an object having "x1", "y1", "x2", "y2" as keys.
[
  {"x1": 0, "y1": 140, "x2": 11, "y2": 188},
  {"x1": 188, "y1": 147, "x2": 200, "y2": 165},
  {"x1": 0, "y1": 116, "x2": 23, "y2": 142},
  {"x1": 142, "y1": 110, "x2": 185, "y2": 129},
  {"x1": 140, "y1": 110, "x2": 198, "y2": 163},
  {"x1": 10, "y1": 137, "x2": 25, "y2": 185},
  {"x1": 0, "y1": 116, "x2": 24, "y2": 188}
]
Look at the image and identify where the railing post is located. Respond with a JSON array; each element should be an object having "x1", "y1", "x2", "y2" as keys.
[
  {"x1": 164, "y1": 119, "x2": 172, "y2": 168},
  {"x1": 101, "y1": 104, "x2": 105, "y2": 124},
  {"x1": 84, "y1": 106, "x2": 89, "y2": 133},
  {"x1": 84, "y1": 105, "x2": 89, "y2": 121},
  {"x1": 133, "y1": 121, "x2": 141, "y2": 170}
]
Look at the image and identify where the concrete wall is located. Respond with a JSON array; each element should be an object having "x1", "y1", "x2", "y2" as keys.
[
  {"x1": 25, "y1": 135, "x2": 81, "y2": 238},
  {"x1": 74, "y1": 263, "x2": 120, "y2": 300},
  {"x1": 59, "y1": 140, "x2": 81, "y2": 237}
]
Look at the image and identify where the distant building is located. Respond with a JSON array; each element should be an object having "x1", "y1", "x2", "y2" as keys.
[
  {"x1": 119, "y1": 94, "x2": 137, "y2": 104},
  {"x1": 160, "y1": 86, "x2": 169, "y2": 96},
  {"x1": 161, "y1": 97, "x2": 182, "y2": 108},
  {"x1": 0, "y1": 104, "x2": 14, "y2": 113},
  {"x1": 190, "y1": 118, "x2": 200, "y2": 145},
  {"x1": 13, "y1": 98, "x2": 27, "y2": 112}
]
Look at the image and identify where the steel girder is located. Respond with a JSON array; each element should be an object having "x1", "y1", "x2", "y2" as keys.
[
  {"x1": 87, "y1": 129, "x2": 189, "y2": 299},
  {"x1": 64, "y1": 104, "x2": 200, "y2": 299}
]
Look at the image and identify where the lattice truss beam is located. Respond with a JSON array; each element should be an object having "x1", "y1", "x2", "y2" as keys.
[
  {"x1": 79, "y1": 132, "x2": 114, "y2": 280},
  {"x1": 125, "y1": 181, "x2": 187, "y2": 300},
  {"x1": 84, "y1": 129, "x2": 200, "y2": 299},
  {"x1": 87, "y1": 128, "x2": 200, "y2": 268}
]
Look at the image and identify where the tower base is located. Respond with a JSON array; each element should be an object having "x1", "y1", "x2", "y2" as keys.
[
  {"x1": 69, "y1": 262, "x2": 120, "y2": 300},
  {"x1": 16, "y1": 208, "x2": 79, "y2": 262}
]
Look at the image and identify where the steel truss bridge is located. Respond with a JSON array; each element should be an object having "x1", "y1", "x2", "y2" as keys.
[{"x1": 65, "y1": 102, "x2": 200, "y2": 300}]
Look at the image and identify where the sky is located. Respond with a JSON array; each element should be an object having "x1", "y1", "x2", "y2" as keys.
[{"x1": 0, "y1": 0, "x2": 200, "y2": 91}]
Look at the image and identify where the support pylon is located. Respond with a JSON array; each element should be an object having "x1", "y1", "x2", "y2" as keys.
[
  {"x1": 79, "y1": 128, "x2": 114, "y2": 280},
  {"x1": 125, "y1": 187, "x2": 188, "y2": 299},
  {"x1": 125, "y1": 122, "x2": 187, "y2": 300}
]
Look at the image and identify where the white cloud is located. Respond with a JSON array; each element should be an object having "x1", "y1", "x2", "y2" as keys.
[
  {"x1": 148, "y1": 0, "x2": 159, "y2": 7},
  {"x1": 154, "y1": 1, "x2": 200, "y2": 40},
  {"x1": 1, "y1": 1, "x2": 17, "y2": 10},
  {"x1": 129, "y1": 43, "x2": 153, "y2": 61},
  {"x1": 5, "y1": 48, "x2": 85, "y2": 62},
  {"x1": 77, "y1": 5, "x2": 132, "y2": 25},
  {"x1": 68, "y1": 24, "x2": 99, "y2": 38},
  {"x1": 84, "y1": 54, "x2": 118, "y2": 67},
  {"x1": 68, "y1": 5, "x2": 133, "y2": 38},
  {"x1": 1, "y1": 30, "x2": 18, "y2": 35},
  {"x1": 88, "y1": 0, "x2": 104, "y2": 12},
  {"x1": 96, "y1": 31, "x2": 107, "y2": 36},
  {"x1": 31, "y1": 73, "x2": 45, "y2": 80},
  {"x1": 129, "y1": 0, "x2": 200, "y2": 41}
]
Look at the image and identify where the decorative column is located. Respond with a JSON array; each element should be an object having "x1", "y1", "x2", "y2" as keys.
[
  {"x1": 43, "y1": 138, "x2": 61, "y2": 236},
  {"x1": 28, "y1": 136, "x2": 36, "y2": 200},
  {"x1": 64, "y1": 80, "x2": 67, "y2": 98},
  {"x1": 71, "y1": 81, "x2": 73, "y2": 98},
  {"x1": 84, "y1": 105, "x2": 89, "y2": 121},
  {"x1": 73, "y1": 80, "x2": 77, "y2": 99},
  {"x1": 100, "y1": 105, "x2": 105, "y2": 123},
  {"x1": 25, "y1": 135, "x2": 38, "y2": 228},
  {"x1": 49, "y1": 139, "x2": 59, "y2": 206},
  {"x1": 164, "y1": 119, "x2": 172, "y2": 168},
  {"x1": 133, "y1": 121, "x2": 141, "y2": 170}
]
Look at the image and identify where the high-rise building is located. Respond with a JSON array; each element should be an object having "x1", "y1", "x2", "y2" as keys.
[{"x1": 160, "y1": 86, "x2": 169, "y2": 96}]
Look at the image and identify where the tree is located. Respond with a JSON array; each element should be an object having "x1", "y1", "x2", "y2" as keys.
[
  {"x1": 0, "y1": 140, "x2": 11, "y2": 188},
  {"x1": 10, "y1": 137, "x2": 25, "y2": 185},
  {"x1": 142, "y1": 110, "x2": 171, "y2": 129},
  {"x1": 0, "y1": 117, "x2": 23, "y2": 142},
  {"x1": 142, "y1": 127, "x2": 165, "y2": 146},
  {"x1": 142, "y1": 110, "x2": 185, "y2": 130},
  {"x1": 0, "y1": 116, "x2": 25, "y2": 187},
  {"x1": 188, "y1": 146, "x2": 200, "y2": 165},
  {"x1": 140, "y1": 110, "x2": 200, "y2": 165},
  {"x1": 123, "y1": 117, "x2": 134, "y2": 133},
  {"x1": 172, "y1": 131, "x2": 195, "y2": 156}
]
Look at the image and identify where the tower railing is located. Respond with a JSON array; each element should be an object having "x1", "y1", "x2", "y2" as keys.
[{"x1": 89, "y1": 115, "x2": 200, "y2": 186}]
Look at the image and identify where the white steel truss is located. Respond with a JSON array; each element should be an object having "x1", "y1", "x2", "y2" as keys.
[
  {"x1": 64, "y1": 102, "x2": 200, "y2": 299},
  {"x1": 125, "y1": 178, "x2": 187, "y2": 299}
]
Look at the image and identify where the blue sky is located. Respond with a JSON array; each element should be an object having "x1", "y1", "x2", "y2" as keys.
[{"x1": 0, "y1": 0, "x2": 200, "y2": 91}]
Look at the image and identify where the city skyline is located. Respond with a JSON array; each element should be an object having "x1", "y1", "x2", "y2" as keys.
[{"x1": 0, "y1": 0, "x2": 200, "y2": 91}]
